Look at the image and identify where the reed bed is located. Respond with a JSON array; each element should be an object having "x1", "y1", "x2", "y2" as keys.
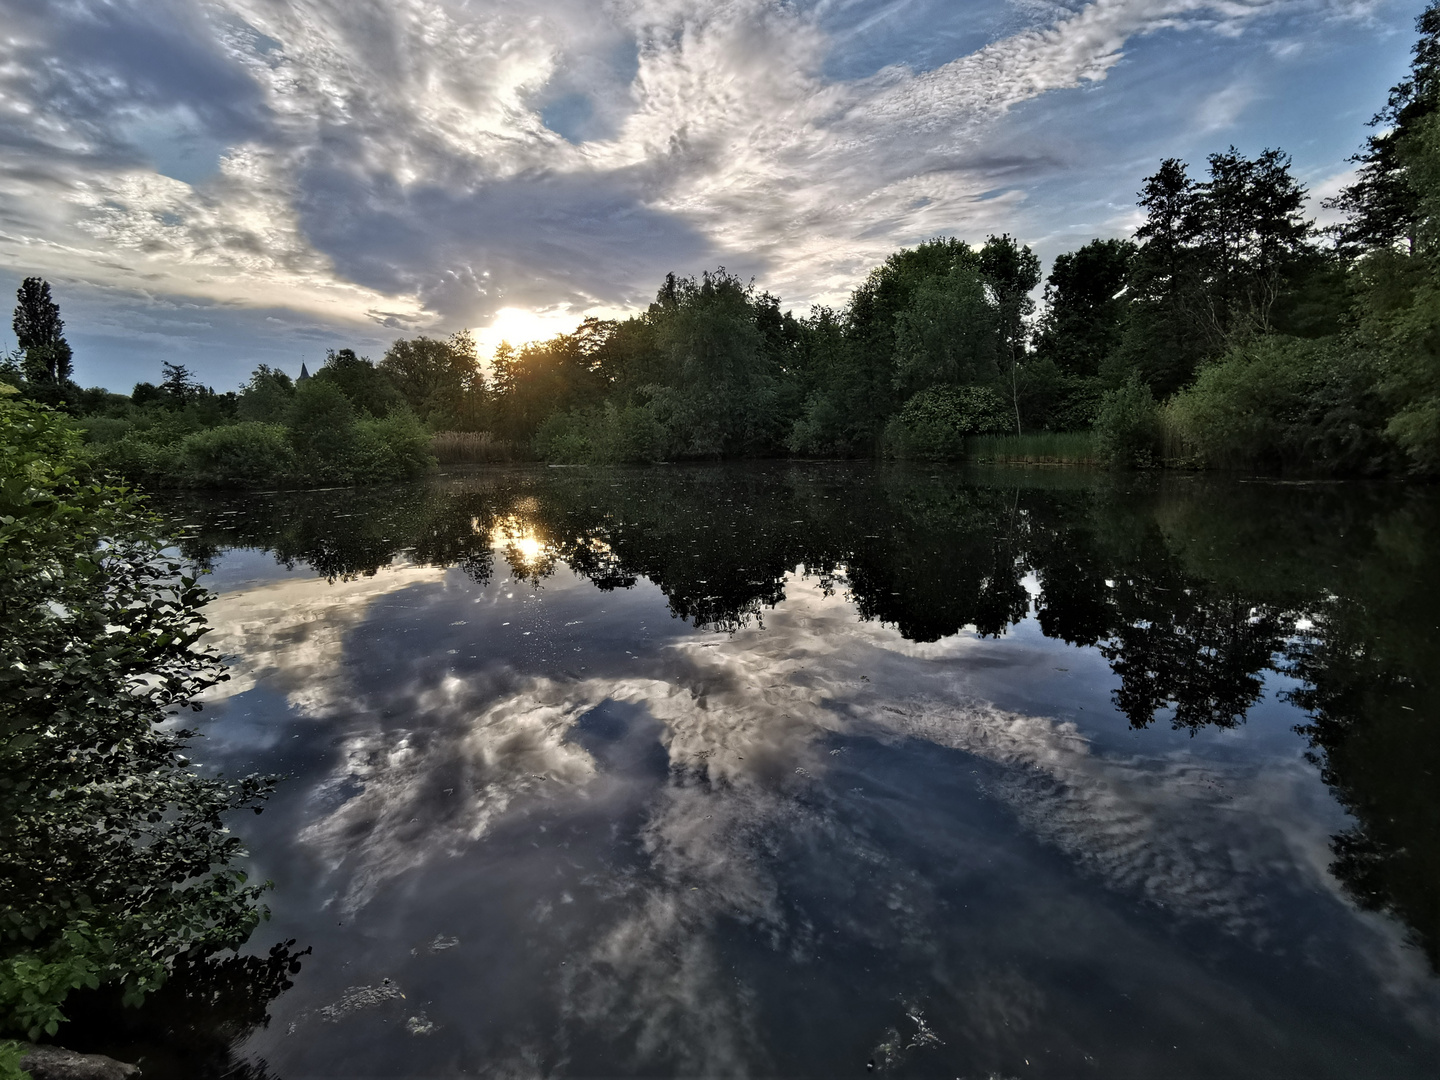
[
  {"x1": 432, "y1": 430, "x2": 517, "y2": 463},
  {"x1": 966, "y1": 431, "x2": 1098, "y2": 465}
]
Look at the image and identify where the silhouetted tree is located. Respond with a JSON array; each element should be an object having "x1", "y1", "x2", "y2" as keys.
[{"x1": 12, "y1": 277, "x2": 74, "y2": 398}]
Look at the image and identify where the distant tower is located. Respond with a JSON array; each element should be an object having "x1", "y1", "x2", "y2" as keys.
[{"x1": 297, "y1": 361, "x2": 311, "y2": 382}]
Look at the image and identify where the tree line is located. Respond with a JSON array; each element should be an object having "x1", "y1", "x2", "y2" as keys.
[{"x1": 6, "y1": 5, "x2": 1440, "y2": 480}]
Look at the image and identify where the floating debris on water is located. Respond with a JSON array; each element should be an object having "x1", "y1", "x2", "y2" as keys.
[
  {"x1": 904, "y1": 1005, "x2": 944, "y2": 1049},
  {"x1": 318, "y1": 980, "x2": 405, "y2": 1022},
  {"x1": 405, "y1": 1013, "x2": 438, "y2": 1036}
]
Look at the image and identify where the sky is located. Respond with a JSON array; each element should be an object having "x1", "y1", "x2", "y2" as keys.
[{"x1": 0, "y1": 0, "x2": 1425, "y2": 392}]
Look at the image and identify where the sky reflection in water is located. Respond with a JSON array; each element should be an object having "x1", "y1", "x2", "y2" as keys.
[{"x1": 157, "y1": 465, "x2": 1439, "y2": 1079}]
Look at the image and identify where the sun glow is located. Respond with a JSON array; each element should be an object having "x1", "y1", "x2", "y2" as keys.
[{"x1": 475, "y1": 307, "x2": 586, "y2": 357}]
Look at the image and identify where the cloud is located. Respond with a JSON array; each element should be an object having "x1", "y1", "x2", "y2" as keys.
[
  {"x1": 207, "y1": 564, "x2": 1346, "y2": 935},
  {"x1": 201, "y1": 558, "x2": 1440, "y2": 1068},
  {"x1": 0, "y1": 0, "x2": 1393, "y2": 374}
]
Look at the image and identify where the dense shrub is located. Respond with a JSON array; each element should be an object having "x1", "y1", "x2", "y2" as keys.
[
  {"x1": 1095, "y1": 374, "x2": 1161, "y2": 468},
  {"x1": 95, "y1": 435, "x2": 183, "y2": 488},
  {"x1": 535, "y1": 403, "x2": 666, "y2": 464},
  {"x1": 77, "y1": 416, "x2": 133, "y2": 445},
  {"x1": 179, "y1": 422, "x2": 294, "y2": 487},
  {"x1": 0, "y1": 389, "x2": 273, "y2": 1043},
  {"x1": 95, "y1": 391, "x2": 434, "y2": 488},
  {"x1": 1165, "y1": 336, "x2": 1398, "y2": 474},
  {"x1": 353, "y1": 410, "x2": 435, "y2": 481},
  {"x1": 882, "y1": 385, "x2": 1010, "y2": 459}
]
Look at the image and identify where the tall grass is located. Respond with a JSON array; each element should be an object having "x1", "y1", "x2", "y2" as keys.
[
  {"x1": 966, "y1": 431, "x2": 1098, "y2": 465},
  {"x1": 432, "y1": 430, "x2": 516, "y2": 463}
]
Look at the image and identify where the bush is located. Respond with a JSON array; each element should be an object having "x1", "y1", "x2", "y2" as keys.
[
  {"x1": 78, "y1": 416, "x2": 133, "y2": 445},
  {"x1": 95, "y1": 435, "x2": 184, "y2": 488},
  {"x1": 0, "y1": 389, "x2": 273, "y2": 1041},
  {"x1": 534, "y1": 411, "x2": 593, "y2": 464},
  {"x1": 286, "y1": 379, "x2": 356, "y2": 473},
  {"x1": 882, "y1": 385, "x2": 1010, "y2": 460},
  {"x1": 179, "y1": 422, "x2": 294, "y2": 487},
  {"x1": 1164, "y1": 336, "x2": 1398, "y2": 474},
  {"x1": 351, "y1": 410, "x2": 435, "y2": 481},
  {"x1": 534, "y1": 403, "x2": 666, "y2": 464},
  {"x1": 1095, "y1": 374, "x2": 1161, "y2": 468}
]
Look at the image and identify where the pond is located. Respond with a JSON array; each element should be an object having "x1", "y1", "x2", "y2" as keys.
[{"x1": 116, "y1": 465, "x2": 1440, "y2": 1077}]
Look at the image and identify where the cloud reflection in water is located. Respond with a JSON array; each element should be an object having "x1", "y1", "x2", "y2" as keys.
[{"x1": 198, "y1": 543, "x2": 1439, "y2": 1073}]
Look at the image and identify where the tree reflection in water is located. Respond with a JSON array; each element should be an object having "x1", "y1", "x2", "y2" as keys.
[{"x1": 162, "y1": 465, "x2": 1439, "y2": 969}]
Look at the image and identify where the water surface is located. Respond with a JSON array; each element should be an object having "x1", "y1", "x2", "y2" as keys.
[{"x1": 138, "y1": 465, "x2": 1440, "y2": 1077}]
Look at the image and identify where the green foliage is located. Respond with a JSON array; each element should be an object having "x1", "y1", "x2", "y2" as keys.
[
  {"x1": 95, "y1": 366, "x2": 436, "y2": 488},
  {"x1": 966, "y1": 430, "x2": 1098, "y2": 465},
  {"x1": 1034, "y1": 239, "x2": 1136, "y2": 379},
  {"x1": 353, "y1": 410, "x2": 436, "y2": 481},
  {"x1": 892, "y1": 266, "x2": 997, "y2": 393},
  {"x1": 287, "y1": 379, "x2": 356, "y2": 468},
  {"x1": 1095, "y1": 375, "x2": 1161, "y2": 468},
  {"x1": 0, "y1": 1038, "x2": 28, "y2": 1080},
  {"x1": 0, "y1": 392, "x2": 274, "y2": 1040},
  {"x1": 313, "y1": 349, "x2": 403, "y2": 417},
  {"x1": 1164, "y1": 337, "x2": 1397, "y2": 473},
  {"x1": 77, "y1": 417, "x2": 133, "y2": 446},
  {"x1": 648, "y1": 270, "x2": 779, "y2": 457},
  {"x1": 95, "y1": 436, "x2": 184, "y2": 489},
  {"x1": 379, "y1": 332, "x2": 485, "y2": 427},
  {"x1": 179, "y1": 422, "x2": 294, "y2": 487},
  {"x1": 883, "y1": 385, "x2": 1009, "y2": 460},
  {"x1": 535, "y1": 402, "x2": 666, "y2": 464},
  {"x1": 12, "y1": 279, "x2": 73, "y2": 393},
  {"x1": 236, "y1": 366, "x2": 294, "y2": 424},
  {"x1": 1326, "y1": 2, "x2": 1440, "y2": 253}
]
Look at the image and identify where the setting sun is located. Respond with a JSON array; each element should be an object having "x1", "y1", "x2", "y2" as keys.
[{"x1": 475, "y1": 307, "x2": 583, "y2": 358}]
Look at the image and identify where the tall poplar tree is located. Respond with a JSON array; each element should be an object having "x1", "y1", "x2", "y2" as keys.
[{"x1": 11, "y1": 277, "x2": 73, "y2": 390}]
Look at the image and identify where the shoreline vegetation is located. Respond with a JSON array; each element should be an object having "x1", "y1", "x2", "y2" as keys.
[
  {"x1": 3, "y1": 4, "x2": 1440, "y2": 487},
  {"x1": 0, "y1": 387, "x2": 294, "y2": 1077},
  {"x1": 2, "y1": 5, "x2": 1439, "y2": 485}
]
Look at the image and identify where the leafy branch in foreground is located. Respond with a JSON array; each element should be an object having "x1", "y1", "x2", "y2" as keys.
[{"x1": 0, "y1": 387, "x2": 274, "y2": 1042}]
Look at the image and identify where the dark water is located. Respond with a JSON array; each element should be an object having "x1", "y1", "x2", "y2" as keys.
[{"x1": 95, "y1": 465, "x2": 1440, "y2": 1077}]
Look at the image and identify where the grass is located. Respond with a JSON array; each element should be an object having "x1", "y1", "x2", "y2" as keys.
[
  {"x1": 966, "y1": 430, "x2": 1098, "y2": 465},
  {"x1": 432, "y1": 430, "x2": 516, "y2": 463}
]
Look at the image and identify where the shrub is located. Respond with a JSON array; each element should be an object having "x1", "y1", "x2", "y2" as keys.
[
  {"x1": 78, "y1": 416, "x2": 133, "y2": 445},
  {"x1": 179, "y1": 422, "x2": 294, "y2": 487},
  {"x1": 534, "y1": 411, "x2": 594, "y2": 464},
  {"x1": 351, "y1": 410, "x2": 435, "y2": 481},
  {"x1": 0, "y1": 389, "x2": 273, "y2": 1041},
  {"x1": 1164, "y1": 336, "x2": 1398, "y2": 474},
  {"x1": 1095, "y1": 374, "x2": 1161, "y2": 468},
  {"x1": 535, "y1": 403, "x2": 666, "y2": 464},
  {"x1": 95, "y1": 435, "x2": 184, "y2": 487},
  {"x1": 286, "y1": 380, "x2": 356, "y2": 463},
  {"x1": 883, "y1": 385, "x2": 1010, "y2": 460}
]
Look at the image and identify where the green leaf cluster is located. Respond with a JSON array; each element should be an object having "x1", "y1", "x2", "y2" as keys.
[{"x1": 0, "y1": 390, "x2": 274, "y2": 1040}]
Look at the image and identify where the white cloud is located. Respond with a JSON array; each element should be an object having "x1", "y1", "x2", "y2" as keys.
[
  {"x1": 0, "y1": 0, "x2": 1387, "y2": 344},
  {"x1": 201, "y1": 558, "x2": 1440, "y2": 1064}
]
